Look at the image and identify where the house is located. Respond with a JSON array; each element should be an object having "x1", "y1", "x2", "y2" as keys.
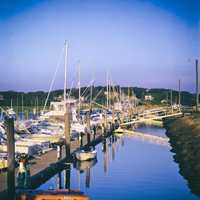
[{"x1": 144, "y1": 94, "x2": 154, "y2": 101}]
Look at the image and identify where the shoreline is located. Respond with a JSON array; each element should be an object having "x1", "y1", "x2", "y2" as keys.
[{"x1": 164, "y1": 114, "x2": 200, "y2": 198}]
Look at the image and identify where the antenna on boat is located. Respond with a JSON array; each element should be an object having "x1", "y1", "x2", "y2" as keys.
[{"x1": 64, "y1": 40, "x2": 68, "y2": 112}]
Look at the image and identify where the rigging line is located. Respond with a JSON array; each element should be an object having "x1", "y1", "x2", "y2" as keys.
[
  {"x1": 0, "y1": 106, "x2": 6, "y2": 113},
  {"x1": 67, "y1": 80, "x2": 74, "y2": 100},
  {"x1": 80, "y1": 80, "x2": 94, "y2": 98},
  {"x1": 92, "y1": 88, "x2": 104, "y2": 102},
  {"x1": 66, "y1": 62, "x2": 79, "y2": 99},
  {"x1": 109, "y1": 79, "x2": 117, "y2": 101},
  {"x1": 42, "y1": 46, "x2": 65, "y2": 113}
]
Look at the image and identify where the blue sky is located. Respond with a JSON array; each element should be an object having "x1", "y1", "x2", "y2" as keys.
[{"x1": 0, "y1": 0, "x2": 199, "y2": 92}]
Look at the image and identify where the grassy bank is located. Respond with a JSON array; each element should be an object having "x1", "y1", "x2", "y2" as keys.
[
  {"x1": 164, "y1": 113, "x2": 200, "y2": 134},
  {"x1": 164, "y1": 114, "x2": 200, "y2": 198}
]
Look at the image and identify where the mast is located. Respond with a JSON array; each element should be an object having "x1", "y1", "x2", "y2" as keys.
[
  {"x1": 36, "y1": 96, "x2": 39, "y2": 116},
  {"x1": 90, "y1": 71, "x2": 93, "y2": 111},
  {"x1": 78, "y1": 61, "x2": 81, "y2": 118},
  {"x1": 17, "y1": 95, "x2": 19, "y2": 119},
  {"x1": 178, "y1": 79, "x2": 181, "y2": 110},
  {"x1": 90, "y1": 84, "x2": 93, "y2": 111},
  {"x1": 196, "y1": 59, "x2": 199, "y2": 112},
  {"x1": 106, "y1": 72, "x2": 109, "y2": 110},
  {"x1": 22, "y1": 94, "x2": 23, "y2": 114},
  {"x1": 119, "y1": 86, "x2": 122, "y2": 105},
  {"x1": 170, "y1": 90, "x2": 173, "y2": 112},
  {"x1": 108, "y1": 79, "x2": 111, "y2": 109},
  {"x1": 64, "y1": 40, "x2": 68, "y2": 112},
  {"x1": 11, "y1": 98, "x2": 13, "y2": 109}
]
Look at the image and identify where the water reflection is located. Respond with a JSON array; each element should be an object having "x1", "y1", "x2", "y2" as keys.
[
  {"x1": 75, "y1": 159, "x2": 97, "y2": 172},
  {"x1": 167, "y1": 130, "x2": 200, "y2": 198},
  {"x1": 102, "y1": 138, "x2": 109, "y2": 173},
  {"x1": 33, "y1": 127, "x2": 197, "y2": 200}
]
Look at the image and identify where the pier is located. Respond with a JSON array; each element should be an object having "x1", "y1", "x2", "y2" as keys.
[
  {"x1": 0, "y1": 114, "x2": 114, "y2": 198},
  {"x1": 0, "y1": 105, "x2": 178, "y2": 196}
]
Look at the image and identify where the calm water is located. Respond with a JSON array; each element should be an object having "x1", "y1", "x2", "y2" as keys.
[{"x1": 37, "y1": 127, "x2": 199, "y2": 200}]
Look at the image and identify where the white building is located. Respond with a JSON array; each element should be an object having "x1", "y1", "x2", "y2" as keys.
[{"x1": 144, "y1": 95, "x2": 154, "y2": 101}]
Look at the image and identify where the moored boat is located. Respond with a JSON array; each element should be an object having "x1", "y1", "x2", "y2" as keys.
[
  {"x1": 75, "y1": 149, "x2": 97, "y2": 161},
  {"x1": 114, "y1": 127, "x2": 124, "y2": 134}
]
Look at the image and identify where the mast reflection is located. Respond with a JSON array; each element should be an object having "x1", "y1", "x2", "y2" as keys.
[
  {"x1": 74, "y1": 158, "x2": 97, "y2": 189},
  {"x1": 102, "y1": 138, "x2": 109, "y2": 173}
]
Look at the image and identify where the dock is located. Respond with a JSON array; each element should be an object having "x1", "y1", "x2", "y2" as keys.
[
  {"x1": 0, "y1": 124, "x2": 112, "y2": 198},
  {"x1": 0, "y1": 105, "x2": 182, "y2": 199}
]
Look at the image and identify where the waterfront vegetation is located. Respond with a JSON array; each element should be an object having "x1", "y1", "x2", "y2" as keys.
[
  {"x1": 0, "y1": 86, "x2": 196, "y2": 110},
  {"x1": 165, "y1": 114, "x2": 200, "y2": 198}
]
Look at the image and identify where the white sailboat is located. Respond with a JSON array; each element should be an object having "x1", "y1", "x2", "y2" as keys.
[{"x1": 40, "y1": 41, "x2": 85, "y2": 137}]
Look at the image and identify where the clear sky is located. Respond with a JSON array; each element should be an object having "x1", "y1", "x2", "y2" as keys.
[{"x1": 0, "y1": 0, "x2": 199, "y2": 92}]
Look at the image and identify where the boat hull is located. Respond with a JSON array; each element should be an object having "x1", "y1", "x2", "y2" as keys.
[{"x1": 75, "y1": 150, "x2": 97, "y2": 161}]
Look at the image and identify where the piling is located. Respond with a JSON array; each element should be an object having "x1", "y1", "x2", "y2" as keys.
[
  {"x1": 57, "y1": 145, "x2": 62, "y2": 161},
  {"x1": 93, "y1": 125, "x2": 96, "y2": 140},
  {"x1": 5, "y1": 116, "x2": 15, "y2": 199},
  {"x1": 85, "y1": 168, "x2": 90, "y2": 188},
  {"x1": 80, "y1": 132, "x2": 84, "y2": 147},
  {"x1": 65, "y1": 164, "x2": 71, "y2": 189},
  {"x1": 86, "y1": 113, "x2": 91, "y2": 145},
  {"x1": 64, "y1": 106, "x2": 71, "y2": 161}
]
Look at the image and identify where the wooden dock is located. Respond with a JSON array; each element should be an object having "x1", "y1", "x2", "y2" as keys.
[{"x1": 0, "y1": 127, "x2": 110, "y2": 198}]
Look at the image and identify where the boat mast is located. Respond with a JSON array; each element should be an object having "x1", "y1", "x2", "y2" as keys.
[
  {"x1": 11, "y1": 98, "x2": 13, "y2": 109},
  {"x1": 22, "y1": 94, "x2": 23, "y2": 114},
  {"x1": 78, "y1": 61, "x2": 81, "y2": 118},
  {"x1": 106, "y1": 72, "x2": 109, "y2": 110},
  {"x1": 64, "y1": 40, "x2": 68, "y2": 112},
  {"x1": 90, "y1": 81, "x2": 93, "y2": 111}
]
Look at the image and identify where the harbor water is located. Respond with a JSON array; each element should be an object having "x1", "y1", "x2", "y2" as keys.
[{"x1": 37, "y1": 126, "x2": 199, "y2": 200}]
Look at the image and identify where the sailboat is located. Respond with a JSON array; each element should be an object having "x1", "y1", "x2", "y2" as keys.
[
  {"x1": 40, "y1": 41, "x2": 86, "y2": 139},
  {"x1": 40, "y1": 41, "x2": 77, "y2": 122},
  {"x1": 7, "y1": 98, "x2": 16, "y2": 119}
]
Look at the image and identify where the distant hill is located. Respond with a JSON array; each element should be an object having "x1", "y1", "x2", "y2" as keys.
[{"x1": 0, "y1": 86, "x2": 196, "y2": 108}]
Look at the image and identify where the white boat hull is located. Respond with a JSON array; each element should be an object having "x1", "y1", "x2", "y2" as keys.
[
  {"x1": 75, "y1": 150, "x2": 97, "y2": 161},
  {"x1": 114, "y1": 127, "x2": 124, "y2": 134}
]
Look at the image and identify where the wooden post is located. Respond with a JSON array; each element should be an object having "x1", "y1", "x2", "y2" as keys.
[
  {"x1": 57, "y1": 145, "x2": 62, "y2": 160},
  {"x1": 5, "y1": 116, "x2": 15, "y2": 200},
  {"x1": 196, "y1": 59, "x2": 199, "y2": 112},
  {"x1": 65, "y1": 164, "x2": 71, "y2": 189},
  {"x1": 85, "y1": 168, "x2": 90, "y2": 188},
  {"x1": 80, "y1": 132, "x2": 83, "y2": 147},
  {"x1": 93, "y1": 125, "x2": 96, "y2": 140},
  {"x1": 86, "y1": 113, "x2": 91, "y2": 145},
  {"x1": 64, "y1": 106, "x2": 71, "y2": 161},
  {"x1": 178, "y1": 79, "x2": 181, "y2": 110}
]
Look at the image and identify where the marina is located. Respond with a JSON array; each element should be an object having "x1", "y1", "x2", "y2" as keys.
[
  {"x1": 0, "y1": 40, "x2": 197, "y2": 199},
  {"x1": 0, "y1": 1, "x2": 199, "y2": 199}
]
